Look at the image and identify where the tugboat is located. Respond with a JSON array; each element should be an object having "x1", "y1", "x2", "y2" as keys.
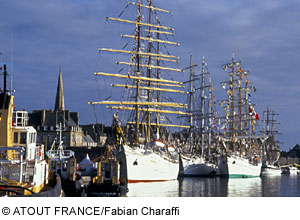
[
  {"x1": 0, "y1": 63, "x2": 62, "y2": 196},
  {"x1": 85, "y1": 114, "x2": 128, "y2": 196},
  {"x1": 85, "y1": 147, "x2": 122, "y2": 196}
]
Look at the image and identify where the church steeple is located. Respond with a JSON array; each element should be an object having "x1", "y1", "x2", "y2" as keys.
[{"x1": 54, "y1": 66, "x2": 65, "y2": 111}]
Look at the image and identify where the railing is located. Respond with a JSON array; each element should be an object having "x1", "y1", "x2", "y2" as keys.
[
  {"x1": 46, "y1": 150, "x2": 74, "y2": 158},
  {"x1": 0, "y1": 147, "x2": 24, "y2": 162},
  {"x1": 13, "y1": 111, "x2": 29, "y2": 127}
]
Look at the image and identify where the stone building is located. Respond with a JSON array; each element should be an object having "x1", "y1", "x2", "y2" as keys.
[
  {"x1": 279, "y1": 144, "x2": 300, "y2": 165},
  {"x1": 28, "y1": 68, "x2": 97, "y2": 149}
]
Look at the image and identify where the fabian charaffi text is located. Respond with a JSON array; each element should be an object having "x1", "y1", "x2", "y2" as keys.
[{"x1": 53, "y1": 206, "x2": 180, "y2": 216}]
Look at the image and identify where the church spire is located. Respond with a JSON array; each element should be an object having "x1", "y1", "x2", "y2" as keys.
[{"x1": 54, "y1": 66, "x2": 65, "y2": 111}]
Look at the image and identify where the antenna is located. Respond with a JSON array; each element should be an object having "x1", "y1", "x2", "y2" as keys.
[{"x1": 10, "y1": 31, "x2": 13, "y2": 94}]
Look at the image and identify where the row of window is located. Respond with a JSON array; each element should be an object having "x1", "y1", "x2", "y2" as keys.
[
  {"x1": 51, "y1": 160, "x2": 68, "y2": 172},
  {"x1": 36, "y1": 125, "x2": 82, "y2": 132},
  {"x1": 13, "y1": 132, "x2": 36, "y2": 145}
]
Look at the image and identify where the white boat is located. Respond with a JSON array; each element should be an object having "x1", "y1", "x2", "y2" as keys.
[
  {"x1": 46, "y1": 123, "x2": 77, "y2": 196},
  {"x1": 124, "y1": 143, "x2": 179, "y2": 183},
  {"x1": 0, "y1": 64, "x2": 62, "y2": 196},
  {"x1": 261, "y1": 164, "x2": 281, "y2": 176},
  {"x1": 179, "y1": 56, "x2": 217, "y2": 177},
  {"x1": 180, "y1": 154, "x2": 216, "y2": 177},
  {"x1": 289, "y1": 166, "x2": 300, "y2": 175},
  {"x1": 281, "y1": 165, "x2": 300, "y2": 175},
  {"x1": 217, "y1": 155, "x2": 261, "y2": 178},
  {"x1": 47, "y1": 124, "x2": 76, "y2": 179},
  {"x1": 216, "y1": 55, "x2": 262, "y2": 178},
  {"x1": 90, "y1": 0, "x2": 188, "y2": 184}
]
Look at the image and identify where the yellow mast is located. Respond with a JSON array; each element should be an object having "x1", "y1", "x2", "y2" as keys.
[
  {"x1": 94, "y1": 72, "x2": 182, "y2": 84},
  {"x1": 0, "y1": 64, "x2": 14, "y2": 147},
  {"x1": 127, "y1": 121, "x2": 189, "y2": 129},
  {"x1": 91, "y1": 0, "x2": 186, "y2": 144},
  {"x1": 106, "y1": 106, "x2": 191, "y2": 115},
  {"x1": 116, "y1": 61, "x2": 183, "y2": 72},
  {"x1": 111, "y1": 84, "x2": 188, "y2": 94},
  {"x1": 144, "y1": 29, "x2": 175, "y2": 35},
  {"x1": 129, "y1": 2, "x2": 173, "y2": 14},
  {"x1": 106, "y1": 17, "x2": 174, "y2": 31},
  {"x1": 98, "y1": 48, "x2": 179, "y2": 59},
  {"x1": 88, "y1": 101, "x2": 187, "y2": 108},
  {"x1": 121, "y1": 34, "x2": 180, "y2": 46}
]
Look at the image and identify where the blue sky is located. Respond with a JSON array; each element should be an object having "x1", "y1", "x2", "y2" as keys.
[{"x1": 1, "y1": 0, "x2": 299, "y2": 151}]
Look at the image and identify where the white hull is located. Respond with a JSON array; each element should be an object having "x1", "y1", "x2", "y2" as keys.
[
  {"x1": 261, "y1": 166, "x2": 281, "y2": 176},
  {"x1": 289, "y1": 167, "x2": 300, "y2": 175},
  {"x1": 124, "y1": 144, "x2": 179, "y2": 183},
  {"x1": 180, "y1": 155, "x2": 216, "y2": 176},
  {"x1": 217, "y1": 155, "x2": 261, "y2": 178}
]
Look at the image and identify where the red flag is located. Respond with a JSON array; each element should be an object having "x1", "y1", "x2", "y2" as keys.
[{"x1": 255, "y1": 113, "x2": 260, "y2": 120}]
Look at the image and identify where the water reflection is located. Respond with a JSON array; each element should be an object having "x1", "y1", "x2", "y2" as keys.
[
  {"x1": 127, "y1": 180, "x2": 179, "y2": 197},
  {"x1": 178, "y1": 177, "x2": 228, "y2": 197},
  {"x1": 261, "y1": 175, "x2": 281, "y2": 196},
  {"x1": 126, "y1": 175, "x2": 300, "y2": 197},
  {"x1": 226, "y1": 178, "x2": 261, "y2": 197}
]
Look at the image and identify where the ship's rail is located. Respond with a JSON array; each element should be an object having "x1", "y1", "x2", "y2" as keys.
[
  {"x1": 13, "y1": 111, "x2": 29, "y2": 127},
  {"x1": 0, "y1": 147, "x2": 24, "y2": 162},
  {"x1": 46, "y1": 149, "x2": 75, "y2": 158}
]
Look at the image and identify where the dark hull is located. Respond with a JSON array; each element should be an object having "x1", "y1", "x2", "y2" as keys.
[
  {"x1": 85, "y1": 182, "x2": 126, "y2": 197},
  {"x1": 61, "y1": 179, "x2": 78, "y2": 197}
]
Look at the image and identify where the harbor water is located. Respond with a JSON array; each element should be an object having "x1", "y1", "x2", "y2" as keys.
[{"x1": 127, "y1": 175, "x2": 300, "y2": 197}]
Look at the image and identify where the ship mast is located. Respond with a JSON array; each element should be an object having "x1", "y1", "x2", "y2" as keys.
[
  {"x1": 135, "y1": 0, "x2": 142, "y2": 144},
  {"x1": 189, "y1": 53, "x2": 195, "y2": 153},
  {"x1": 146, "y1": 0, "x2": 153, "y2": 143},
  {"x1": 208, "y1": 67, "x2": 213, "y2": 159},
  {"x1": 156, "y1": 18, "x2": 161, "y2": 140},
  {"x1": 90, "y1": 0, "x2": 189, "y2": 144},
  {"x1": 200, "y1": 57, "x2": 205, "y2": 156},
  {"x1": 221, "y1": 53, "x2": 243, "y2": 153}
]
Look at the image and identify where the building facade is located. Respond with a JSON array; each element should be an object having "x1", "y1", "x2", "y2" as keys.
[{"x1": 28, "y1": 68, "x2": 97, "y2": 149}]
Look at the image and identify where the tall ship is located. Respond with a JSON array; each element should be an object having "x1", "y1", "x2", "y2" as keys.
[
  {"x1": 0, "y1": 63, "x2": 62, "y2": 196},
  {"x1": 216, "y1": 54, "x2": 262, "y2": 178},
  {"x1": 89, "y1": 0, "x2": 189, "y2": 183},
  {"x1": 179, "y1": 55, "x2": 217, "y2": 177},
  {"x1": 260, "y1": 107, "x2": 281, "y2": 175}
]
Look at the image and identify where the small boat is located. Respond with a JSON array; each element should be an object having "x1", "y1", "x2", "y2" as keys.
[
  {"x1": 46, "y1": 123, "x2": 77, "y2": 196},
  {"x1": 261, "y1": 165, "x2": 281, "y2": 176},
  {"x1": 281, "y1": 164, "x2": 300, "y2": 175},
  {"x1": 0, "y1": 64, "x2": 62, "y2": 197},
  {"x1": 180, "y1": 154, "x2": 216, "y2": 177},
  {"x1": 85, "y1": 146, "x2": 126, "y2": 197}
]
